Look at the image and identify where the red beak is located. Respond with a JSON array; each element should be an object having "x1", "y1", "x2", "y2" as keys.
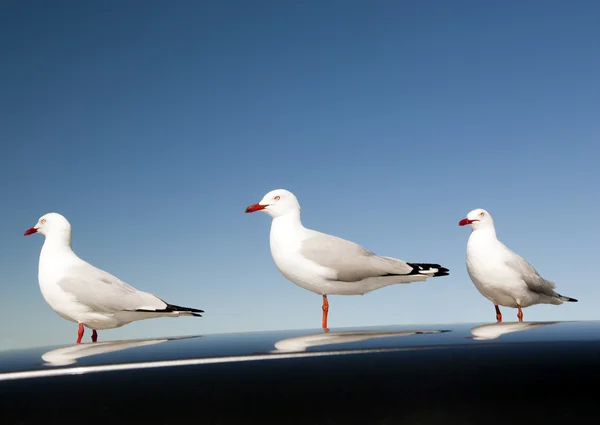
[
  {"x1": 24, "y1": 227, "x2": 38, "y2": 236},
  {"x1": 245, "y1": 203, "x2": 267, "y2": 213},
  {"x1": 458, "y1": 218, "x2": 477, "y2": 226}
]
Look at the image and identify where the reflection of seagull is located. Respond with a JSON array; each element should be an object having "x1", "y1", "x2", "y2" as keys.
[
  {"x1": 42, "y1": 338, "x2": 177, "y2": 366},
  {"x1": 469, "y1": 322, "x2": 560, "y2": 341},
  {"x1": 272, "y1": 329, "x2": 449, "y2": 353}
]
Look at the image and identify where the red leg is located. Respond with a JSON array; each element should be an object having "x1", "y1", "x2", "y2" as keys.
[
  {"x1": 91, "y1": 330, "x2": 98, "y2": 343},
  {"x1": 495, "y1": 305, "x2": 502, "y2": 323},
  {"x1": 76, "y1": 323, "x2": 84, "y2": 344},
  {"x1": 321, "y1": 295, "x2": 330, "y2": 332},
  {"x1": 517, "y1": 304, "x2": 523, "y2": 322}
]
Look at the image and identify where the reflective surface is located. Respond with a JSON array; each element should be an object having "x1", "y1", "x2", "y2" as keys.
[
  {"x1": 0, "y1": 320, "x2": 597, "y2": 375},
  {"x1": 0, "y1": 321, "x2": 599, "y2": 424}
]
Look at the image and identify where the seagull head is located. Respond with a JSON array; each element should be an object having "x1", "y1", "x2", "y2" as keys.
[
  {"x1": 458, "y1": 208, "x2": 493, "y2": 230},
  {"x1": 24, "y1": 212, "x2": 72, "y2": 238},
  {"x1": 245, "y1": 189, "x2": 301, "y2": 218}
]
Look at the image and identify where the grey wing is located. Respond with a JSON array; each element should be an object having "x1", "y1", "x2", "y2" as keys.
[
  {"x1": 300, "y1": 232, "x2": 416, "y2": 282},
  {"x1": 57, "y1": 262, "x2": 167, "y2": 312},
  {"x1": 505, "y1": 254, "x2": 557, "y2": 297}
]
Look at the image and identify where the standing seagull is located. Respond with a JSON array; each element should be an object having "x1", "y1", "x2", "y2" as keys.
[
  {"x1": 24, "y1": 213, "x2": 203, "y2": 343},
  {"x1": 245, "y1": 189, "x2": 449, "y2": 330},
  {"x1": 459, "y1": 208, "x2": 577, "y2": 322}
]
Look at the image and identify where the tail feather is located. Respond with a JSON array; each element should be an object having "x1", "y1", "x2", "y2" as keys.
[
  {"x1": 135, "y1": 303, "x2": 204, "y2": 317},
  {"x1": 558, "y1": 294, "x2": 578, "y2": 302},
  {"x1": 407, "y1": 262, "x2": 450, "y2": 277},
  {"x1": 166, "y1": 303, "x2": 204, "y2": 317}
]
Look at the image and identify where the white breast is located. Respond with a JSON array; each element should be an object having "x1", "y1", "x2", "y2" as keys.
[
  {"x1": 466, "y1": 232, "x2": 528, "y2": 307},
  {"x1": 38, "y1": 246, "x2": 89, "y2": 323},
  {"x1": 269, "y1": 220, "x2": 334, "y2": 295}
]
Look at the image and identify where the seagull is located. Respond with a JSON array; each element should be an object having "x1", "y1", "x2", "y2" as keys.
[
  {"x1": 24, "y1": 212, "x2": 204, "y2": 344},
  {"x1": 459, "y1": 208, "x2": 577, "y2": 322},
  {"x1": 245, "y1": 189, "x2": 449, "y2": 330}
]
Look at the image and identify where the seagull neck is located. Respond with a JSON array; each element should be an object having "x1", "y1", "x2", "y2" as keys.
[
  {"x1": 272, "y1": 210, "x2": 304, "y2": 231},
  {"x1": 473, "y1": 227, "x2": 497, "y2": 239},
  {"x1": 42, "y1": 232, "x2": 73, "y2": 253}
]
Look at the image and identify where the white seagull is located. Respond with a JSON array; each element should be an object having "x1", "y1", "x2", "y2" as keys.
[
  {"x1": 459, "y1": 208, "x2": 577, "y2": 322},
  {"x1": 245, "y1": 189, "x2": 449, "y2": 330},
  {"x1": 24, "y1": 213, "x2": 204, "y2": 343}
]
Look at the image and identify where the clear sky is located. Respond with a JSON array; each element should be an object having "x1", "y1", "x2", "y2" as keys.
[{"x1": 1, "y1": 1, "x2": 599, "y2": 350}]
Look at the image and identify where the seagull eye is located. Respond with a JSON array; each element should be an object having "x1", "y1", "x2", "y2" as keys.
[
  {"x1": 274, "y1": 196, "x2": 280, "y2": 201},
  {"x1": 40, "y1": 219, "x2": 46, "y2": 224},
  {"x1": 479, "y1": 211, "x2": 485, "y2": 217}
]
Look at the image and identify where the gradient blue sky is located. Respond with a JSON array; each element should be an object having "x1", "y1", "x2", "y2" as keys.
[{"x1": 1, "y1": 1, "x2": 599, "y2": 350}]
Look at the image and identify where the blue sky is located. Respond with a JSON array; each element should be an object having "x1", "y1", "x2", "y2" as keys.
[{"x1": 1, "y1": 1, "x2": 598, "y2": 350}]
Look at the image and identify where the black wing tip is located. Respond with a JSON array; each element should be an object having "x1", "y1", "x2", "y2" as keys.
[
  {"x1": 134, "y1": 303, "x2": 205, "y2": 316},
  {"x1": 557, "y1": 292, "x2": 578, "y2": 302},
  {"x1": 560, "y1": 295, "x2": 578, "y2": 302},
  {"x1": 166, "y1": 303, "x2": 205, "y2": 314},
  {"x1": 407, "y1": 263, "x2": 450, "y2": 277}
]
